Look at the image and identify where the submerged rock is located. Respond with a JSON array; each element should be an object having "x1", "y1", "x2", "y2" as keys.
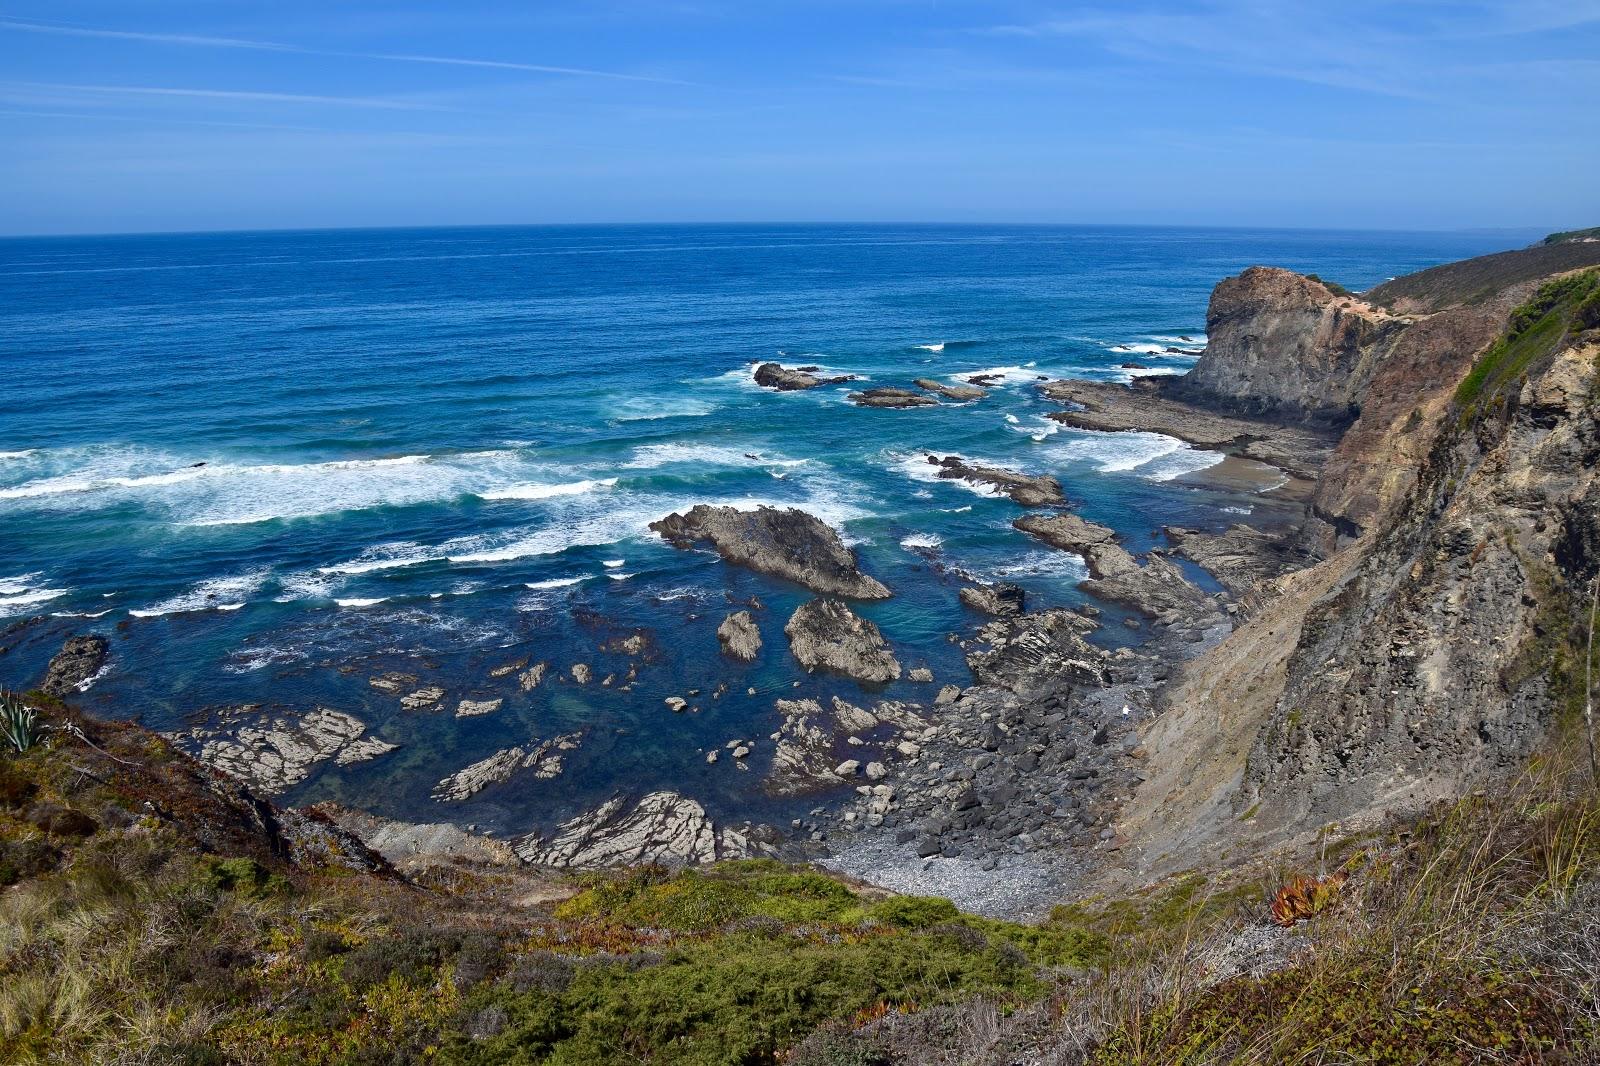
[
  {"x1": 785, "y1": 599, "x2": 902, "y2": 684},
  {"x1": 514, "y1": 791, "x2": 773, "y2": 868},
  {"x1": 753, "y1": 362, "x2": 855, "y2": 391},
  {"x1": 716, "y1": 610, "x2": 763, "y2": 661},
  {"x1": 849, "y1": 386, "x2": 941, "y2": 409},
  {"x1": 924, "y1": 454, "x2": 1066, "y2": 506},
  {"x1": 174, "y1": 706, "x2": 398, "y2": 796},
  {"x1": 431, "y1": 732, "x2": 582, "y2": 803},
  {"x1": 399, "y1": 686, "x2": 445, "y2": 710},
  {"x1": 40, "y1": 635, "x2": 109, "y2": 696},
  {"x1": 651, "y1": 504, "x2": 890, "y2": 599}
]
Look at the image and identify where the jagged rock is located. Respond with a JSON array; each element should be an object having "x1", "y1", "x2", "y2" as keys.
[
  {"x1": 431, "y1": 733, "x2": 582, "y2": 802},
  {"x1": 785, "y1": 599, "x2": 902, "y2": 683},
  {"x1": 849, "y1": 386, "x2": 941, "y2": 408},
  {"x1": 836, "y1": 759, "x2": 861, "y2": 776},
  {"x1": 935, "y1": 684, "x2": 962, "y2": 705},
  {"x1": 966, "y1": 608, "x2": 1110, "y2": 692},
  {"x1": 832, "y1": 697, "x2": 880, "y2": 734},
  {"x1": 651, "y1": 504, "x2": 890, "y2": 599},
  {"x1": 400, "y1": 686, "x2": 445, "y2": 710},
  {"x1": 323, "y1": 806, "x2": 521, "y2": 869},
  {"x1": 1015, "y1": 514, "x2": 1212, "y2": 622},
  {"x1": 40, "y1": 635, "x2": 108, "y2": 696},
  {"x1": 914, "y1": 378, "x2": 987, "y2": 402},
  {"x1": 753, "y1": 362, "x2": 854, "y2": 391},
  {"x1": 664, "y1": 696, "x2": 688, "y2": 712},
  {"x1": 570, "y1": 663, "x2": 592, "y2": 684},
  {"x1": 924, "y1": 454, "x2": 1066, "y2": 506},
  {"x1": 959, "y1": 583, "x2": 1026, "y2": 616},
  {"x1": 518, "y1": 663, "x2": 548, "y2": 691},
  {"x1": 866, "y1": 762, "x2": 888, "y2": 781},
  {"x1": 514, "y1": 791, "x2": 772, "y2": 868},
  {"x1": 765, "y1": 699, "x2": 844, "y2": 795},
  {"x1": 716, "y1": 610, "x2": 762, "y2": 661},
  {"x1": 907, "y1": 667, "x2": 934, "y2": 683},
  {"x1": 174, "y1": 706, "x2": 398, "y2": 795},
  {"x1": 488, "y1": 657, "x2": 528, "y2": 679},
  {"x1": 1165, "y1": 525, "x2": 1310, "y2": 605},
  {"x1": 455, "y1": 698, "x2": 503, "y2": 718}
]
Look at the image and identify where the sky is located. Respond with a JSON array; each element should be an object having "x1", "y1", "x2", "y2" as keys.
[{"x1": 1, "y1": 1, "x2": 1597, "y2": 235}]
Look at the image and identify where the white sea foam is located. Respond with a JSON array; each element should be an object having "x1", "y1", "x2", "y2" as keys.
[
  {"x1": 603, "y1": 559, "x2": 625, "y2": 568},
  {"x1": 0, "y1": 573, "x2": 41, "y2": 596},
  {"x1": 129, "y1": 571, "x2": 268, "y2": 617},
  {"x1": 607, "y1": 572, "x2": 634, "y2": 581},
  {"x1": 948, "y1": 364, "x2": 1042, "y2": 387},
  {"x1": 0, "y1": 587, "x2": 68, "y2": 616},
  {"x1": 945, "y1": 505, "x2": 973, "y2": 513},
  {"x1": 1138, "y1": 448, "x2": 1225, "y2": 482},
  {"x1": 1052, "y1": 429, "x2": 1223, "y2": 481},
  {"x1": 480, "y1": 477, "x2": 617, "y2": 501},
  {"x1": 623, "y1": 443, "x2": 807, "y2": 470},
  {"x1": 1222, "y1": 505, "x2": 1254, "y2": 516},
  {"x1": 0, "y1": 450, "x2": 35, "y2": 461},
  {"x1": 526, "y1": 576, "x2": 587, "y2": 590},
  {"x1": 915, "y1": 342, "x2": 945, "y2": 353},
  {"x1": 900, "y1": 533, "x2": 943, "y2": 550},
  {"x1": 610, "y1": 397, "x2": 718, "y2": 421},
  {"x1": 334, "y1": 597, "x2": 388, "y2": 608},
  {"x1": 984, "y1": 552, "x2": 1090, "y2": 583},
  {"x1": 888, "y1": 451, "x2": 1004, "y2": 498}
]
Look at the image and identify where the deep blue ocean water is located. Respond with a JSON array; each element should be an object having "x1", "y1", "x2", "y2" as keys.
[{"x1": 0, "y1": 223, "x2": 1524, "y2": 834}]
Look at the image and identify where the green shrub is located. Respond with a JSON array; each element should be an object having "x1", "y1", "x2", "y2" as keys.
[{"x1": 1454, "y1": 269, "x2": 1600, "y2": 418}]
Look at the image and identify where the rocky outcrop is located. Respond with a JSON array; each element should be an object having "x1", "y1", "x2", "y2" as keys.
[
  {"x1": 1014, "y1": 514, "x2": 1213, "y2": 623},
  {"x1": 716, "y1": 610, "x2": 762, "y2": 661},
  {"x1": 651, "y1": 505, "x2": 890, "y2": 599},
  {"x1": 431, "y1": 733, "x2": 582, "y2": 802},
  {"x1": 914, "y1": 378, "x2": 987, "y2": 402},
  {"x1": 514, "y1": 791, "x2": 775, "y2": 868},
  {"x1": 454, "y1": 698, "x2": 502, "y2": 718},
  {"x1": 965, "y1": 608, "x2": 1110, "y2": 693},
  {"x1": 753, "y1": 362, "x2": 854, "y2": 391},
  {"x1": 40, "y1": 635, "x2": 109, "y2": 696},
  {"x1": 1165, "y1": 525, "x2": 1311, "y2": 607},
  {"x1": 764, "y1": 699, "x2": 845, "y2": 795},
  {"x1": 785, "y1": 599, "x2": 902, "y2": 683},
  {"x1": 958, "y1": 583, "x2": 1026, "y2": 617},
  {"x1": 849, "y1": 386, "x2": 940, "y2": 409},
  {"x1": 175, "y1": 706, "x2": 398, "y2": 796},
  {"x1": 1166, "y1": 267, "x2": 1403, "y2": 423},
  {"x1": 923, "y1": 454, "x2": 1066, "y2": 506},
  {"x1": 1038, "y1": 379, "x2": 1336, "y2": 482}
]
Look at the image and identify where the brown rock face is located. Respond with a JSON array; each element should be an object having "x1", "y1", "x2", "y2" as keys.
[
  {"x1": 1175, "y1": 266, "x2": 1400, "y2": 423},
  {"x1": 716, "y1": 610, "x2": 762, "y2": 661},
  {"x1": 650, "y1": 504, "x2": 890, "y2": 600},
  {"x1": 40, "y1": 635, "x2": 109, "y2": 696}
]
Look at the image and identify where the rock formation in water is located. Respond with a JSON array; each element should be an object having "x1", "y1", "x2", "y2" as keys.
[
  {"x1": 1014, "y1": 513, "x2": 1213, "y2": 623},
  {"x1": 913, "y1": 378, "x2": 987, "y2": 402},
  {"x1": 40, "y1": 634, "x2": 109, "y2": 696},
  {"x1": 848, "y1": 386, "x2": 941, "y2": 408},
  {"x1": 716, "y1": 610, "x2": 763, "y2": 661},
  {"x1": 784, "y1": 598, "x2": 902, "y2": 683},
  {"x1": 173, "y1": 706, "x2": 398, "y2": 796},
  {"x1": 924, "y1": 454, "x2": 1066, "y2": 506},
  {"x1": 651, "y1": 504, "x2": 891, "y2": 599},
  {"x1": 753, "y1": 362, "x2": 854, "y2": 390}
]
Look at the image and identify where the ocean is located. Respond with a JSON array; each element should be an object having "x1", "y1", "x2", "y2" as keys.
[{"x1": 0, "y1": 223, "x2": 1521, "y2": 835}]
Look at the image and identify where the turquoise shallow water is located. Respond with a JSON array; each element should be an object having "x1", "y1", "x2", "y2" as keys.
[{"x1": 0, "y1": 223, "x2": 1522, "y2": 833}]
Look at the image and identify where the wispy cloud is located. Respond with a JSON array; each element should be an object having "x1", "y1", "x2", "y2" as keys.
[
  {"x1": 8, "y1": 82, "x2": 453, "y2": 111},
  {"x1": 0, "y1": 16, "x2": 688, "y2": 85}
]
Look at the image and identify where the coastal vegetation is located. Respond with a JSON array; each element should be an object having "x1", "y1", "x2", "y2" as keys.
[
  {"x1": 1453, "y1": 268, "x2": 1600, "y2": 419},
  {"x1": 1, "y1": 691, "x2": 1596, "y2": 1064}
]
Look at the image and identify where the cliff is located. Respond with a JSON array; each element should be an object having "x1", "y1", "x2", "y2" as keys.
[{"x1": 1121, "y1": 250, "x2": 1600, "y2": 875}]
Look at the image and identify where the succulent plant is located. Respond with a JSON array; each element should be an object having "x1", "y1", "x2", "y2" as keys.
[{"x1": 0, "y1": 691, "x2": 39, "y2": 753}]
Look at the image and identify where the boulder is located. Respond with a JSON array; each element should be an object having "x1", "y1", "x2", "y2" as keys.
[
  {"x1": 925, "y1": 454, "x2": 1065, "y2": 506},
  {"x1": 784, "y1": 599, "x2": 902, "y2": 683},
  {"x1": 651, "y1": 505, "x2": 890, "y2": 599}
]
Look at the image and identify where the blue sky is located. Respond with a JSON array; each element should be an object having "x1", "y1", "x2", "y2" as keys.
[{"x1": 2, "y1": 1, "x2": 1597, "y2": 235}]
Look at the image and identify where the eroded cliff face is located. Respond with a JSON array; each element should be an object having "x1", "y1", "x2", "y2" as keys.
[
  {"x1": 1242, "y1": 339, "x2": 1599, "y2": 831},
  {"x1": 1171, "y1": 266, "x2": 1403, "y2": 424}
]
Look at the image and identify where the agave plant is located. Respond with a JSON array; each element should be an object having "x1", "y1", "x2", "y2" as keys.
[{"x1": 1, "y1": 690, "x2": 39, "y2": 753}]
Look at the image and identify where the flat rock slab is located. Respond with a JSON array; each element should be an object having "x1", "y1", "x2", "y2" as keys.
[
  {"x1": 849, "y1": 386, "x2": 941, "y2": 408},
  {"x1": 174, "y1": 705, "x2": 398, "y2": 795},
  {"x1": 515, "y1": 791, "x2": 774, "y2": 868},
  {"x1": 432, "y1": 732, "x2": 582, "y2": 802},
  {"x1": 651, "y1": 504, "x2": 890, "y2": 599},
  {"x1": 1037, "y1": 379, "x2": 1336, "y2": 481}
]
